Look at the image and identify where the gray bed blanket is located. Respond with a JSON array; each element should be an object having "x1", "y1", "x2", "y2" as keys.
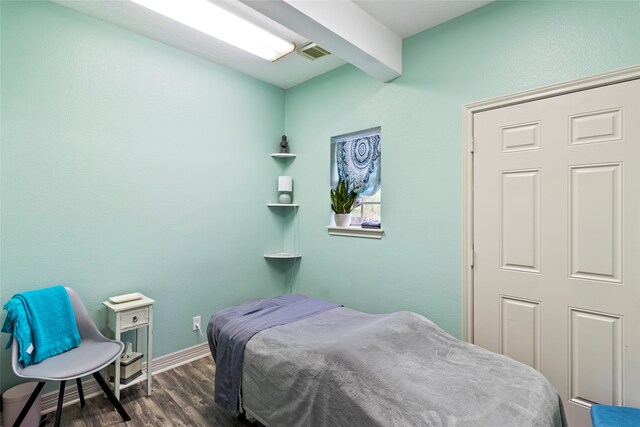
[
  {"x1": 241, "y1": 307, "x2": 567, "y2": 427},
  {"x1": 207, "y1": 295, "x2": 340, "y2": 415}
]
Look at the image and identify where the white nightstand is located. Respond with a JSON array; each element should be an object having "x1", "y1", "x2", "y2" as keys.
[{"x1": 103, "y1": 295, "x2": 155, "y2": 399}]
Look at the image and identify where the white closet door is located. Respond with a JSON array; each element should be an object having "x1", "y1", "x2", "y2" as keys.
[{"x1": 473, "y1": 79, "x2": 640, "y2": 426}]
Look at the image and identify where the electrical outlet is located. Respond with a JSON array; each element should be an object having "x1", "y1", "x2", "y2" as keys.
[{"x1": 192, "y1": 315, "x2": 201, "y2": 331}]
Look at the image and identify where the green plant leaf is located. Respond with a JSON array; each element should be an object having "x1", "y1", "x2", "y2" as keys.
[{"x1": 330, "y1": 178, "x2": 358, "y2": 214}]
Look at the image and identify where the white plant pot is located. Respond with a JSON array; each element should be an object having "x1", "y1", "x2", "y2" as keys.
[{"x1": 334, "y1": 213, "x2": 351, "y2": 227}]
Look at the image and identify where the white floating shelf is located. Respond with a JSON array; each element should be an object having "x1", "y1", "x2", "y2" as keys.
[
  {"x1": 271, "y1": 153, "x2": 296, "y2": 158},
  {"x1": 267, "y1": 203, "x2": 299, "y2": 207},
  {"x1": 264, "y1": 252, "x2": 302, "y2": 259}
]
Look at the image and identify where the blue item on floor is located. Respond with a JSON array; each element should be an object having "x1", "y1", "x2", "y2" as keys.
[{"x1": 591, "y1": 404, "x2": 640, "y2": 427}]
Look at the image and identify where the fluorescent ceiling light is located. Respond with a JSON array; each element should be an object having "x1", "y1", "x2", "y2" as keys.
[{"x1": 131, "y1": 0, "x2": 295, "y2": 61}]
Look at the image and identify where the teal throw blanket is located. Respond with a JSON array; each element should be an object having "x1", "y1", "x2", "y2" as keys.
[{"x1": 2, "y1": 285, "x2": 81, "y2": 367}]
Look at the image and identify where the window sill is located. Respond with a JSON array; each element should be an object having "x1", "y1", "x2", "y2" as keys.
[{"x1": 327, "y1": 226, "x2": 384, "y2": 239}]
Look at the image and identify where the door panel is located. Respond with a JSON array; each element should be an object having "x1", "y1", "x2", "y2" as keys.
[
  {"x1": 500, "y1": 296, "x2": 541, "y2": 370},
  {"x1": 569, "y1": 163, "x2": 622, "y2": 283},
  {"x1": 473, "y1": 79, "x2": 640, "y2": 426},
  {"x1": 500, "y1": 169, "x2": 541, "y2": 272},
  {"x1": 569, "y1": 308, "x2": 622, "y2": 407}
]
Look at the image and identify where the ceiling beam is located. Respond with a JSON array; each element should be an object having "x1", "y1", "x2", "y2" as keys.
[{"x1": 241, "y1": 0, "x2": 402, "y2": 82}]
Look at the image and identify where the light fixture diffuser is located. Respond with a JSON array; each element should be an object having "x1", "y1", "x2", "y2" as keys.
[{"x1": 131, "y1": 0, "x2": 295, "y2": 61}]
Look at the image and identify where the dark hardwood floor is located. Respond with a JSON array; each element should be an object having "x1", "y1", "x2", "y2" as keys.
[{"x1": 42, "y1": 356, "x2": 251, "y2": 426}]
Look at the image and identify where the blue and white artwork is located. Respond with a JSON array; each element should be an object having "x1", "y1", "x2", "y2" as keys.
[{"x1": 335, "y1": 134, "x2": 381, "y2": 196}]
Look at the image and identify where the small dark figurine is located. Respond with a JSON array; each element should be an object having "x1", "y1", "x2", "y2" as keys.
[{"x1": 279, "y1": 135, "x2": 290, "y2": 153}]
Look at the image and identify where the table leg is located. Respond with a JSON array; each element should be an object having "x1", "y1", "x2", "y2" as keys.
[
  {"x1": 114, "y1": 315, "x2": 122, "y2": 400},
  {"x1": 147, "y1": 306, "x2": 153, "y2": 396}
]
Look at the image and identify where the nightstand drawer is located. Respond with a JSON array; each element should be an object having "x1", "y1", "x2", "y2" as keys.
[{"x1": 121, "y1": 307, "x2": 149, "y2": 329}]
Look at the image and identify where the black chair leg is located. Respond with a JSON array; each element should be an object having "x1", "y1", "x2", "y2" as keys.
[
  {"x1": 12, "y1": 381, "x2": 45, "y2": 427},
  {"x1": 92, "y1": 372, "x2": 131, "y2": 422},
  {"x1": 54, "y1": 381, "x2": 66, "y2": 427},
  {"x1": 76, "y1": 378, "x2": 85, "y2": 407}
]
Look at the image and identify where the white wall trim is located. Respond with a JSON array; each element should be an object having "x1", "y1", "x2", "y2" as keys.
[
  {"x1": 38, "y1": 342, "x2": 210, "y2": 414},
  {"x1": 462, "y1": 64, "x2": 640, "y2": 343}
]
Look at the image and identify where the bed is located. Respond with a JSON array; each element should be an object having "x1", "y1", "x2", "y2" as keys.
[{"x1": 208, "y1": 295, "x2": 566, "y2": 427}]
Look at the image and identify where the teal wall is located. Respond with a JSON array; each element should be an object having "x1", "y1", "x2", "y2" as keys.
[
  {"x1": 2, "y1": 0, "x2": 640, "y2": 395},
  {"x1": 284, "y1": 1, "x2": 640, "y2": 337},
  {"x1": 0, "y1": 1, "x2": 286, "y2": 391}
]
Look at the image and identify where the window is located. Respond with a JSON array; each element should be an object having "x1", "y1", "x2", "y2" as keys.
[
  {"x1": 330, "y1": 127, "x2": 381, "y2": 227},
  {"x1": 350, "y1": 190, "x2": 381, "y2": 225}
]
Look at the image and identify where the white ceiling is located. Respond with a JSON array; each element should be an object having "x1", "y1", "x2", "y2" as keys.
[
  {"x1": 55, "y1": 0, "x2": 491, "y2": 89},
  {"x1": 355, "y1": 0, "x2": 491, "y2": 39}
]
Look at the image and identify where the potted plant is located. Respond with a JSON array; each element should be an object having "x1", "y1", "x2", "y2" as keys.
[{"x1": 330, "y1": 179, "x2": 359, "y2": 227}]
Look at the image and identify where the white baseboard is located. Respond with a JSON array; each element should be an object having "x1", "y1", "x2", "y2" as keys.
[{"x1": 36, "y1": 342, "x2": 210, "y2": 415}]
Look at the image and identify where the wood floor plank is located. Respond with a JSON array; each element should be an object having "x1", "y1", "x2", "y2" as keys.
[{"x1": 42, "y1": 357, "x2": 251, "y2": 426}]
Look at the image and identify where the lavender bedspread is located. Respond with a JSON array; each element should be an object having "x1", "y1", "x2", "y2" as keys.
[{"x1": 206, "y1": 294, "x2": 340, "y2": 415}]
